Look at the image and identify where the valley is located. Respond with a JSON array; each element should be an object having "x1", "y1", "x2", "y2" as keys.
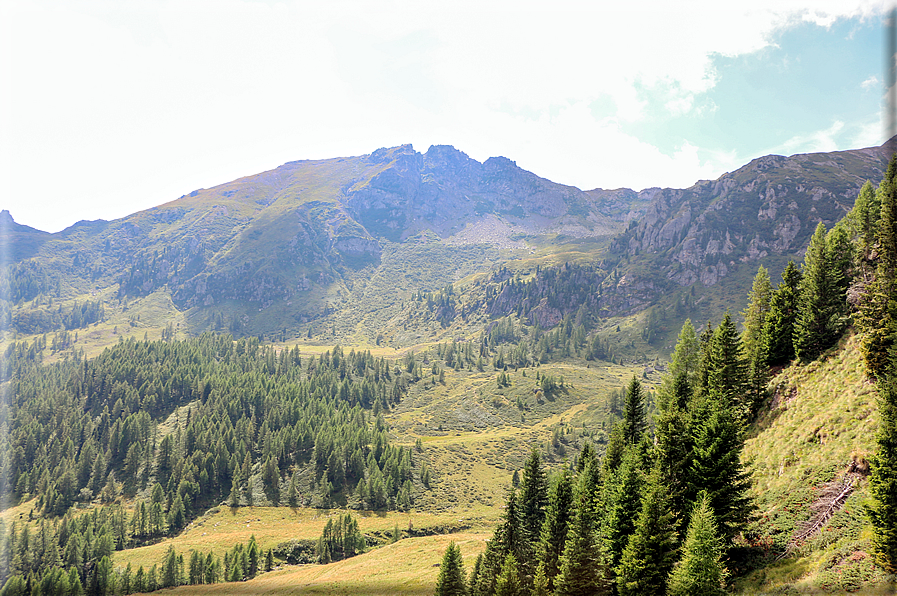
[{"x1": 1, "y1": 139, "x2": 896, "y2": 595}]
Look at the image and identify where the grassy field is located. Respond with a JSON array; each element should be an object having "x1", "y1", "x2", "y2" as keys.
[
  {"x1": 154, "y1": 532, "x2": 489, "y2": 596},
  {"x1": 112, "y1": 506, "x2": 494, "y2": 573},
  {"x1": 389, "y1": 359, "x2": 652, "y2": 512},
  {"x1": 736, "y1": 333, "x2": 892, "y2": 594}
]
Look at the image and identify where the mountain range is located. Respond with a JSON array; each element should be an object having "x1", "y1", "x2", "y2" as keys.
[{"x1": 1, "y1": 140, "x2": 891, "y2": 353}]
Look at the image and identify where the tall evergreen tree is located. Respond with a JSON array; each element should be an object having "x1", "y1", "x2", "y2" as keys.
[
  {"x1": 761, "y1": 261, "x2": 803, "y2": 366},
  {"x1": 867, "y1": 356, "x2": 897, "y2": 571},
  {"x1": 554, "y1": 459, "x2": 610, "y2": 596},
  {"x1": 601, "y1": 423, "x2": 626, "y2": 478},
  {"x1": 742, "y1": 266, "x2": 772, "y2": 414},
  {"x1": 535, "y1": 468, "x2": 574, "y2": 593},
  {"x1": 795, "y1": 222, "x2": 846, "y2": 361},
  {"x1": 435, "y1": 542, "x2": 468, "y2": 596},
  {"x1": 667, "y1": 492, "x2": 728, "y2": 596},
  {"x1": 851, "y1": 180, "x2": 881, "y2": 260},
  {"x1": 688, "y1": 403, "x2": 753, "y2": 543},
  {"x1": 741, "y1": 266, "x2": 772, "y2": 358},
  {"x1": 494, "y1": 554, "x2": 523, "y2": 596},
  {"x1": 601, "y1": 445, "x2": 646, "y2": 584},
  {"x1": 669, "y1": 319, "x2": 700, "y2": 386},
  {"x1": 707, "y1": 312, "x2": 749, "y2": 416},
  {"x1": 473, "y1": 491, "x2": 523, "y2": 596},
  {"x1": 860, "y1": 154, "x2": 897, "y2": 378},
  {"x1": 621, "y1": 376, "x2": 647, "y2": 446},
  {"x1": 616, "y1": 464, "x2": 679, "y2": 596},
  {"x1": 654, "y1": 371, "x2": 694, "y2": 535},
  {"x1": 519, "y1": 450, "x2": 548, "y2": 546}
]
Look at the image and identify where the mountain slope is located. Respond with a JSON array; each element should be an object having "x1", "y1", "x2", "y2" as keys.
[
  {"x1": 1, "y1": 141, "x2": 891, "y2": 351},
  {"x1": 738, "y1": 333, "x2": 886, "y2": 593},
  {"x1": 602, "y1": 145, "x2": 889, "y2": 315}
]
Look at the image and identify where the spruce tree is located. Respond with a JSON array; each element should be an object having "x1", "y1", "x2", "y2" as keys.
[
  {"x1": 654, "y1": 371, "x2": 694, "y2": 535},
  {"x1": 742, "y1": 266, "x2": 772, "y2": 415},
  {"x1": 621, "y1": 376, "x2": 647, "y2": 446},
  {"x1": 794, "y1": 222, "x2": 845, "y2": 361},
  {"x1": 851, "y1": 180, "x2": 881, "y2": 260},
  {"x1": 494, "y1": 554, "x2": 523, "y2": 596},
  {"x1": 667, "y1": 493, "x2": 728, "y2": 596},
  {"x1": 688, "y1": 403, "x2": 753, "y2": 543},
  {"x1": 473, "y1": 491, "x2": 523, "y2": 596},
  {"x1": 669, "y1": 319, "x2": 700, "y2": 386},
  {"x1": 535, "y1": 467, "x2": 574, "y2": 593},
  {"x1": 707, "y1": 312, "x2": 750, "y2": 416},
  {"x1": 867, "y1": 357, "x2": 897, "y2": 571},
  {"x1": 616, "y1": 465, "x2": 679, "y2": 596},
  {"x1": 860, "y1": 154, "x2": 897, "y2": 378},
  {"x1": 554, "y1": 459, "x2": 610, "y2": 596},
  {"x1": 741, "y1": 266, "x2": 772, "y2": 359},
  {"x1": 519, "y1": 450, "x2": 548, "y2": 546},
  {"x1": 761, "y1": 261, "x2": 802, "y2": 366},
  {"x1": 601, "y1": 423, "x2": 626, "y2": 477},
  {"x1": 601, "y1": 445, "x2": 646, "y2": 584},
  {"x1": 435, "y1": 542, "x2": 468, "y2": 596}
]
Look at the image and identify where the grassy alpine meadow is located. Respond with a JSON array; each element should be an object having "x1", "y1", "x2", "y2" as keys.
[
  {"x1": 736, "y1": 333, "x2": 891, "y2": 594},
  {"x1": 154, "y1": 532, "x2": 489, "y2": 596},
  {"x1": 388, "y1": 358, "x2": 655, "y2": 512},
  {"x1": 111, "y1": 506, "x2": 494, "y2": 573}
]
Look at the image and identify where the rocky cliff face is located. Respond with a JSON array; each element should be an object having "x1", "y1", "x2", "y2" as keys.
[
  {"x1": 600, "y1": 145, "x2": 890, "y2": 311},
  {"x1": 345, "y1": 144, "x2": 622, "y2": 241},
  {"x1": 5, "y1": 141, "x2": 890, "y2": 339},
  {"x1": 4, "y1": 144, "x2": 646, "y2": 336}
]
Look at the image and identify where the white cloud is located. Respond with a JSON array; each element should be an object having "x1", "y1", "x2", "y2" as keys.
[
  {"x1": 770, "y1": 120, "x2": 862, "y2": 156},
  {"x1": 0, "y1": 0, "x2": 890, "y2": 231},
  {"x1": 862, "y1": 74, "x2": 882, "y2": 90}
]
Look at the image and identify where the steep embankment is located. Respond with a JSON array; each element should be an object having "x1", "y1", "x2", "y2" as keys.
[{"x1": 738, "y1": 333, "x2": 889, "y2": 594}]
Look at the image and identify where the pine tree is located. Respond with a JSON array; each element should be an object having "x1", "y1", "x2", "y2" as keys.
[
  {"x1": 468, "y1": 554, "x2": 482, "y2": 595},
  {"x1": 688, "y1": 403, "x2": 753, "y2": 543},
  {"x1": 162, "y1": 546, "x2": 179, "y2": 588},
  {"x1": 860, "y1": 154, "x2": 897, "y2": 378},
  {"x1": 601, "y1": 445, "x2": 646, "y2": 583},
  {"x1": 795, "y1": 222, "x2": 845, "y2": 361},
  {"x1": 742, "y1": 266, "x2": 772, "y2": 415},
  {"x1": 867, "y1": 357, "x2": 897, "y2": 571},
  {"x1": 262, "y1": 457, "x2": 280, "y2": 505},
  {"x1": 851, "y1": 180, "x2": 881, "y2": 260},
  {"x1": 287, "y1": 471, "x2": 299, "y2": 507},
  {"x1": 667, "y1": 493, "x2": 728, "y2": 596},
  {"x1": 553, "y1": 458, "x2": 610, "y2": 596},
  {"x1": 601, "y1": 423, "x2": 626, "y2": 477},
  {"x1": 621, "y1": 377, "x2": 647, "y2": 446},
  {"x1": 519, "y1": 450, "x2": 548, "y2": 546},
  {"x1": 761, "y1": 261, "x2": 803, "y2": 366},
  {"x1": 615, "y1": 464, "x2": 678, "y2": 596},
  {"x1": 494, "y1": 554, "x2": 522, "y2": 596},
  {"x1": 435, "y1": 542, "x2": 467, "y2": 596},
  {"x1": 473, "y1": 491, "x2": 523, "y2": 596},
  {"x1": 654, "y1": 371, "x2": 694, "y2": 536},
  {"x1": 707, "y1": 312, "x2": 749, "y2": 416},
  {"x1": 535, "y1": 467, "x2": 574, "y2": 592},
  {"x1": 248, "y1": 535, "x2": 260, "y2": 578},
  {"x1": 669, "y1": 319, "x2": 700, "y2": 386},
  {"x1": 742, "y1": 266, "x2": 772, "y2": 358}
]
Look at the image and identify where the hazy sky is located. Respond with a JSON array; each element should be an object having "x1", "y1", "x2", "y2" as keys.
[{"x1": 0, "y1": 0, "x2": 888, "y2": 233}]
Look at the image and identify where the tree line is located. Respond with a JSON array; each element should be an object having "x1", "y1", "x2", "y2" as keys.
[
  {"x1": 0, "y1": 334, "x2": 429, "y2": 591},
  {"x1": 434, "y1": 152, "x2": 897, "y2": 593}
]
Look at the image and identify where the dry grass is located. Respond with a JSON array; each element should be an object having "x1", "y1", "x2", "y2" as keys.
[
  {"x1": 113, "y1": 506, "x2": 494, "y2": 572},
  {"x1": 151, "y1": 532, "x2": 488, "y2": 596},
  {"x1": 737, "y1": 333, "x2": 889, "y2": 594}
]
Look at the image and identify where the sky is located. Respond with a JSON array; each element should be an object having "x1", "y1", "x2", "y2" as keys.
[{"x1": 0, "y1": 0, "x2": 890, "y2": 233}]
